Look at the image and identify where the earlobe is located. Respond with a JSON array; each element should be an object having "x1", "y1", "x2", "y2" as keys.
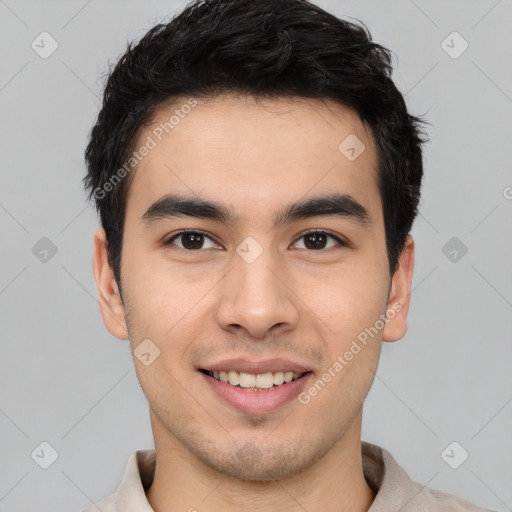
[
  {"x1": 382, "y1": 235, "x2": 415, "y2": 343},
  {"x1": 92, "y1": 227, "x2": 129, "y2": 340}
]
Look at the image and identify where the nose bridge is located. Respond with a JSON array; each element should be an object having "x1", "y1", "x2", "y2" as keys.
[
  {"x1": 236, "y1": 244, "x2": 279, "y2": 298},
  {"x1": 216, "y1": 238, "x2": 299, "y2": 338}
]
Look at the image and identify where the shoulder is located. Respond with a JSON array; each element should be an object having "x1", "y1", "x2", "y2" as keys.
[
  {"x1": 400, "y1": 479, "x2": 496, "y2": 511},
  {"x1": 362, "y1": 441, "x2": 495, "y2": 512}
]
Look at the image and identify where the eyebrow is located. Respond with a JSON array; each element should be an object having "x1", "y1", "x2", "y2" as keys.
[{"x1": 141, "y1": 193, "x2": 371, "y2": 229}]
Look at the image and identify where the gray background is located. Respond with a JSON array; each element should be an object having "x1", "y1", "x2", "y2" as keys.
[{"x1": 0, "y1": 0, "x2": 511, "y2": 511}]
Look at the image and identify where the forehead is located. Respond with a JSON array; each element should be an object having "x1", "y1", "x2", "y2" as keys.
[{"x1": 124, "y1": 94, "x2": 381, "y2": 227}]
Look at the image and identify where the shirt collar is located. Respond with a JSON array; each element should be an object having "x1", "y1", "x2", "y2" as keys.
[{"x1": 115, "y1": 448, "x2": 156, "y2": 512}]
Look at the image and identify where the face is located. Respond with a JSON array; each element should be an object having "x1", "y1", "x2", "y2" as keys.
[{"x1": 94, "y1": 94, "x2": 414, "y2": 481}]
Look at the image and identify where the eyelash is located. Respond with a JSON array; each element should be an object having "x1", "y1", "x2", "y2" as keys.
[{"x1": 163, "y1": 229, "x2": 348, "y2": 253}]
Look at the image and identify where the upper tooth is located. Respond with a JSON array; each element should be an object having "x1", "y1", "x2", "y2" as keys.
[
  {"x1": 273, "y1": 372, "x2": 284, "y2": 385},
  {"x1": 211, "y1": 370, "x2": 304, "y2": 387},
  {"x1": 255, "y1": 373, "x2": 274, "y2": 389},
  {"x1": 239, "y1": 372, "x2": 256, "y2": 387},
  {"x1": 228, "y1": 371, "x2": 239, "y2": 386}
]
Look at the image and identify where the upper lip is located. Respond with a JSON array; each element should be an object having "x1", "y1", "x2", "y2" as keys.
[{"x1": 200, "y1": 357, "x2": 313, "y2": 375}]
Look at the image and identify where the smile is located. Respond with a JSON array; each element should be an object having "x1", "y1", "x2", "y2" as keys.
[
  {"x1": 199, "y1": 368, "x2": 314, "y2": 414},
  {"x1": 201, "y1": 369, "x2": 306, "y2": 391}
]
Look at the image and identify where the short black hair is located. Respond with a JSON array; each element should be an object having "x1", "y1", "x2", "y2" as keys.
[{"x1": 83, "y1": 0, "x2": 429, "y2": 297}]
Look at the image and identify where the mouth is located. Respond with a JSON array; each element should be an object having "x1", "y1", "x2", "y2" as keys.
[
  {"x1": 199, "y1": 369, "x2": 309, "y2": 391},
  {"x1": 199, "y1": 365, "x2": 314, "y2": 415}
]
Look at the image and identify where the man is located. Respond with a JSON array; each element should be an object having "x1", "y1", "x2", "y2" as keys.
[{"x1": 82, "y1": 0, "x2": 493, "y2": 510}]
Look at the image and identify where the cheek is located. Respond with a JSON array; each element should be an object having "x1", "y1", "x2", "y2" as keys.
[
  {"x1": 319, "y1": 265, "x2": 386, "y2": 401},
  {"x1": 305, "y1": 263, "x2": 388, "y2": 340},
  {"x1": 123, "y1": 261, "x2": 215, "y2": 365}
]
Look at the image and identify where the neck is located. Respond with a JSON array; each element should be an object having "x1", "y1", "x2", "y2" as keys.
[{"x1": 145, "y1": 411, "x2": 375, "y2": 512}]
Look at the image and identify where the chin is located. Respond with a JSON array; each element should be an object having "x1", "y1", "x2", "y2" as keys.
[{"x1": 192, "y1": 438, "x2": 332, "y2": 482}]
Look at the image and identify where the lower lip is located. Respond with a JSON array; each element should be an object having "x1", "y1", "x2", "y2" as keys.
[{"x1": 200, "y1": 371, "x2": 313, "y2": 415}]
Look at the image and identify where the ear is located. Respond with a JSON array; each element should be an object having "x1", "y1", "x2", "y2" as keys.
[
  {"x1": 92, "y1": 227, "x2": 129, "y2": 340},
  {"x1": 382, "y1": 235, "x2": 415, "y2": 343}
]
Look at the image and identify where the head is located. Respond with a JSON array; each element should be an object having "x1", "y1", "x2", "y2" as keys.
[{"x1": 85, "y1": 0, "x2": 427, "y2": 482}]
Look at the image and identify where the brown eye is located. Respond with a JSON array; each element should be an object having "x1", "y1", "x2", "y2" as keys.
[
  {"x1": 166, "y1": 231, "x2": 218, "y2": 251},
  {"x1": 304, "y1": 232, "x2": 328, "y2": 249},
  {"x1": 294, "y1": 231, "x2": 346, "y2": 251},
  {"x1": 180, "y1": 232, "x2": 204, "y2": 250}
]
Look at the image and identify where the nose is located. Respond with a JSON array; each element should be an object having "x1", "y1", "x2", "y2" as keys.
[{"x1": 215, "y1": 247, "x2": 300, "y2": 339}]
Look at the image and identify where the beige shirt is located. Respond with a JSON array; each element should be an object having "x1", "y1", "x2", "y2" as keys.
[{"x1": 83, "y1": 441, "x2": 494, "y2": 511}]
